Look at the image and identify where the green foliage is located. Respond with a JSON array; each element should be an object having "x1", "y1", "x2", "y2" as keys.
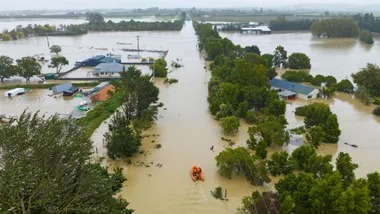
[
  {"x1": 50, "y1": 55, "x2": 69, "y2": 73},
  {"x1": 245, "y1": 111, "x2": 260, "y2": 124},
  {"x1": 16, "y1": 56, "x2": 42, "y2": 82},
  {"x1": 295, "y1": 105, "x2": 308, "y2": 116},
  {"x1": 0, "y1": 55, "x2": 16, "y2": 82},
  {"x1": 273, "y1": 45, "x2": 287, "y2": 67},
  {"x1": 248, "y1": 117, "x2": 290, "y2": 147},
  {"x1": 244, "y1": 45, "x2": 261, "y2": 55},
  {"x1": 255, "y1": 141, "x2": 268, "y2": 159},
  {"x1": 355, "y1": 86, "x2": 372, "y2": 105},
  {"x1": 336, "y1": 79, "x2": 354, "y2": 93},
  {"x1": 288, "y1": 52, "x2": 311, "y2": 69},
  {"x1": 211, "y1": 187, "x2": 224, "y2": 200},
  {"x1": 262, "y1": 53, "x2": 274, "y2": 68},
  {"x1": 206, "y1": 41, "x2": 224, "y2": 60},
  {"x1": 304, "y1": 103, "x2": 332, "y2": 128},
  {"x1": 104, "y1": 110, "x2": 141, "y2": 159},
  {"x1": 324, "y1": 114, "x2": 341, "y2": 143},
  {"x1": 270, "y1": 17, "x2": 315, "y2": 31},
  {"x1": 367, "y1": 172, "x2": 380, "y2": 214},
  {"x1": 336, "y1": 152, "x2": 359, "y2": 188},
  {"x1": 164, "y1": 78, "x2": 178, "y2": 84},
  {"x1": 324, "y1": 75, "x2": 337, "y2": 87},
  {"x1": 310, "y1": 74, "x2": 325, "y2": 86},
  {"x1": 352, "y1": 63, "x2": 380, "y2": 97},
  {"x1": 359, "y1": 29, "x2": 374, "y2": 44},
  {"x1": 49, "y1": 45, "x2": 62, "y2": 55},
  {"x1": 373, "y1": 106, "x2": 380, "y2": 116},
  {"x1": 215, "y1": 147, "x2": 270, "y2": 185},
  {"x1": 86, "y1": 12, "x2": 105, "y2": 23},
  {"x1": 268, "y1": 99, "x2": 286, "y2": 117},
  {"x1": 291, "y1": 146, "x2": 316, "y2": 171},
  {"x1": 306, "y1": 125, "x2": 325, "y2": 148},
  {"x1": 244, "y1": 53, "x2": 268, "y2": 68},
  {"x1": 280, "y1": 195, "x2": 294, "y2": 214},
  {"x1": 0, "y1": 112, "x2": 133, "y2": 213},
  {"x1": 290, "y1": 126, "x2": 306, "y2": 135},
  {"x1": 268, "y1": 151, "x2": 296, "y2": 176},
  {"x1": 238, "y1": 191, "x2": 280, "y2": 214},
  {"x1": 266, "y1": 67, "x2": 277, "y2": 80},
  {"x1": 1, "y1": 33, "x2": 11, "y2": 41},
  {"x1": 220, "y1": 116, "x2": 240, "y2": 135},
  {"x1": 151, "y1": 58, "x2": 168, "y2": 77},
  {"x1": 282, "y1": 70, "x2": 313, "y2": 82},
  {"x1": 310, "y1": 17, "x2": 360, "y2": 38}
]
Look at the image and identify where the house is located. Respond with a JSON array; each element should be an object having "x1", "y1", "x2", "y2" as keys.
[
  {"x1": 81, "y1": 55, "x2": 121, "y2": 67},
  {"x1": 94, "y1": 63, "x2": 125, "y2": 76},
  {"x1": 270, "y1": 78, "x2": 319, "y2": 100},
  {"x1": 90, "y1": 85, "x2": 116, "y2": 103},
  {"x1": 241, "y1": 25, "x2": 271, "y2": 34},
  {"x1": 52, "y1": 83, "x2": 73, "y2": 94}
]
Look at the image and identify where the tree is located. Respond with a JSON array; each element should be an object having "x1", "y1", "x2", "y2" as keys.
[
  {"x1": 336, "y1": 79, "x2": 354, "y2": 93},
  {"x1": 255, "y1": 141, "x2": 268, "y2": 159},
  {"x1": 305, "y1": 154, "x2": 333, "y2": 178},
  {"x1": 151, "y1": 58, "x2": 168, "y2": 77},
  {"x1": 359, "y1": 29, "x2": 374, "y2": 44},
  {"x1": 267, "y1": 151, "x2": 296, "y2": 176},
  {"x1": 50, "y1": 56, "x2": 69, "y2": 73},
  {"x1": 336, "y1": 152, "x2": 359, "y2": 188},
  {"x1": 310, "y1": 18, "x2": 359, "y2": 38},
  {"x1": 304, "y1": 103, "x2": 331, "y2": 128},
  {"x1": 282, "y1": 70, "x2": 313, "y2": 82},
  {"x1": 104, "y1": 110, "x2": 141, "y2": 159},
  {"x1": 49, "y1": 45, "x2": 62, "y2": 55},
  {"x1": 288, "y1": 52, "x2": 311, "y2": 69},
  {"x1": 306, "y1": 126, "x2": 325, "y2": 148},
  {"x1": 244, "y1": 45, "x2": 261, "y2": 55},
  {"x1": 86, "y1": 12, "x2": 105, "y2": 23},
  {"x1": 1, "y1": 33, "x2": 11, "y2": 41},
  {"x1": 248, "y1": 117, "x2": 290, "y2": 147},
  {"x1": 291, "y1": 146, "x2": 316, "y2": 171},
  {"x1": 0, "y1": 112, "x2": 133, "y2": 213},
  {"x1": 324, "y1": 114, "x2": 341, "y2": 144},
  {"x1": 268, "y1": 99, "x2": 286, "y2": 117},
  {"x1": 0, "y1": 55, "x2": 16, "y2": 82},
  {"x1": 281, "y1": 195, "x2": 294, "y2": 214},
  {"x1": 273, "y1": 45, "x2": 287, "y2": 67},
  {"x1": 244, "y1": 53, "x2": 268, "y2": 68},
  {"x1": 215, "y1": 147, "x2": 270, "y2": 185},
  {"x1": 220, "y1": 116, "x2": 240, "y2": 135},
  {"x1": 352, "y1": 63, "x2": 380, "y2": 96},
  {"x1": 367, "y1": 172, "x2": 380, "y2": 214},
  {"x1": 324, "y1": 75, "x2": 337, "y2": 87},
  {"x1": 120, "y1": 66, "x2": 159, "y2": 121},
  {"x1": 310, "y1": 74, "x2": 325, "y2": 86},
  {"x1": 355, "y1": 86, "x2": 372, "y2": 105},
  {"x1": 266, "y1": 67, "x2": 277, "y2": 80},
  {"x1": 206, "y1": 41, "x2": 224, "y2": 60},
  {"x1": 16, "y1": 56, "x2": 42, "y2": 82},
  {"x1": 262, "y1": 53, "x2": 274, "y2": 68}
]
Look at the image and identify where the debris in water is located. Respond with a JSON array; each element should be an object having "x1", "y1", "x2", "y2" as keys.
[
  {"x1": 210, "y1": 145, "x2": 214, "y2": 152},
  {"x1": 211, "y1": 187, "x2": 224, "y2": 200},
  {"x1": 151, "y1": 140, "x2": 156, "y2": 143},
  {"x1": 147, "y1": 174, "x2": 152, "y2": 177},
  {"x1": 344, "y1": 142, "x2": 358, "y2": 148},
  {"x1": 164, "y1": 108, "x2": 167, "y2": 110}
]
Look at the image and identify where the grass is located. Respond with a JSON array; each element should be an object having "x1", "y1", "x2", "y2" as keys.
[
  {"x1": 0, "y1": 82, "x2": 100, "y2": 90},
  {"x1": 77, "y1": 91, "x2": 124, "y2": 137}
]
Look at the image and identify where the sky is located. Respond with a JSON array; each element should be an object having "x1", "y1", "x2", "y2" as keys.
[{"x1": 1, "y1": 0, "x2": 380, "y2": 10}]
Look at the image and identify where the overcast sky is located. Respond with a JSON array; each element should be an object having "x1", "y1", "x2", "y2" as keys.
[{"x1": 1, "y1": 0, "x2": 380, "y2": 10}]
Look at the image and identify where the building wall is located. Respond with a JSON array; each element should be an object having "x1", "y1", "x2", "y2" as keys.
[{"x1": 296, "y1": 89, "x2": 319, "y2": 100}]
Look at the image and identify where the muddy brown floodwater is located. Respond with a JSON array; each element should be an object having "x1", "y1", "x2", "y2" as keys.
[{"x1": 1, "y1": 20, "x2": 380, "y2": 213}]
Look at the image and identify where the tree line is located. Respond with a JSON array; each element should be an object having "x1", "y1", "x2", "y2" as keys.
[
  {"x1": 310, "y1": 17, "x2": 360, "y2": 38},
  {"x1": 270, "y1": 16, "x2": 316, "y2": 31},
  {"x1": 86, "y1": 12, "x2": 186, "y2": 31}
]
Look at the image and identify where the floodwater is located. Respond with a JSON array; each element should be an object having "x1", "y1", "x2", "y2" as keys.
[
  {"x1": 0, "y1": 16, "x2": 175, "y2": 31},
  {"x1": 1, "y1": 21, "x2": 380, "y2": 213}
]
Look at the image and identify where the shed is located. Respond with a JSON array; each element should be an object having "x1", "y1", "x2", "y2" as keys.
[
  {"x1": 270, "y1": 79, "x2": 319, "y2": 100},
  {"x1": 94, "y1": 82, "x2": 110, "y2": 92},
  {"x1": 52, "y1": 83, "x2": 73, "y2": 94},
  {"x1": 63, "y1": 86, "x2": 79, "y2": 97},
  {"x1": 90, "y1": 85, "x2": 116, "y2": 103},
  {"x1": 94, "y1": 63, "x2": 124, "y2": 75}
]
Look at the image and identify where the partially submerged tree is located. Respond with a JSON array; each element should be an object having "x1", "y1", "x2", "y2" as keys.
[
  {"x1": 104, "y1": 110, "x2": 141, "y2": 159},
  {"x1": 0, "y1": 112, "x2": 133, "y2": 213},
  {"x1": 49, "y1": 45, "x2": 62, "y2": 55},
  {"x1": 16, "y1": 56, "x2": 42, "y2": 82},
  {"x1": 220, "y1": 116, "x2": 240, "y2": 135},
  {"x1": 288, "y1": 52, "x2": 311, "y2": 69},
  {"x1": 0, "y1": 55, "x2": 16, "y2": 82},
  {"x1": 50, "y1": 55, "x2": 69, "y2": 73}
]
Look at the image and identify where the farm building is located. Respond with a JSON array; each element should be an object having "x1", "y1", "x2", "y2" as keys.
[
  {"x1": 94, "y1": 63, "x2": 125, "y2": 76},
  {"x1": 52, "y1": 83, "x2": 73, "y2": 94},
  {"x1": 80, "y1": 55, "x2": 121, "y2": 67},
  {"x1": 90, "y1": 85, "x2": 116, "y2": 103},
  {"x1": 270, "y1": 79, "x2": 319, "y2": 100}
]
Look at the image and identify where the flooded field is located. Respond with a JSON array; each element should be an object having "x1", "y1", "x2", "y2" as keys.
[
  {"x1": 0, "y1": 16, "x2": 176, "y2": 31},
  {"x1": 1, "y1": 21, "x2": 380, "y2": 213}
]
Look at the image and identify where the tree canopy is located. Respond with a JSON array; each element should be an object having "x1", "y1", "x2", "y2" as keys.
[
  {"x1": 16, "y1": 56, "x2": 42, "y2": 82},
  {"x1": 49, "y1": 45, "x2": 62, "y2": 55},
  {"x1": 352, "y1": 63, "x2": 380, "y2": 96},
  {"x1": 310, "y1": 17, "x2": 360, "y2": 38},
  {"x1": 0, "y1": 112, "x2": 133, "y2": 213},
  {"x1": 287, "y1": 52, "x2": 311, "y2": 69},
  {"x1": 0, "y1": 55, "x2": 16, "y2": 82},
  {"x1": 50, "y1": 55, "x2": 69, "y2": 73},
  {"x1": 359, "y1": 29, "x2": 374, "y2": 44}
]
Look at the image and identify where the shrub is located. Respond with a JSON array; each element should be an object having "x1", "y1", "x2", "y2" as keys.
[
  {"x1": 288, "y1": 52, "x2": 311, "y2": 69},
  {"x1": 282, "y1": 70, "x2": 313, "y2": 82},
  {"x1": 359, "y1": 29, "x2": 374, "y2": 45},
  {"x1": 245, "y1": 111, "x2": 259, "y2": 124},
  {"x1": 311, "y1": 74, "x2": 325, "y2": 86},
  {"x1": 373, "y1": 106, "x2": 380, "y2": 116},
  {"x1": 336, "y1": 79, "x2": 354, "y2": 93},
  {"x1": 220, "y1": 116, "x2": 240, "y2": 135}
]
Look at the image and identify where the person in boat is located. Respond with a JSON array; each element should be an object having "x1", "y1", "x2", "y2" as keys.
[{"x1": 193, "y1": 168, "x2": 199, "y2": 179}]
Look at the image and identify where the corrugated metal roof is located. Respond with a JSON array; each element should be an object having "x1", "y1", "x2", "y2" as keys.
[
  {"x1": 91, "y1": 85, "x2": 116, "y2": 102},
  {"x1": 94, "y1": 63, "x2": 124, "y2": 73},
  {"x1": 270, "y1": 79, "x2": 317, "y2": 95},
  {"x1": 94, "y1": 82, "x2": 110, "y2": 91},
  {"x1": 278, "y1": 90, "x2": 297, "y2": 97},
  {"x1": 52, "y1": 83, "x2": 73, "y2": 94}
]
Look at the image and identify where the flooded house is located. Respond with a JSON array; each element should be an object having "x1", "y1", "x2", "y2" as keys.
[
  {"x1": 80, "y1": 55, "x2": 121, "y2": 67},
  {"x1": 90, "y1": 85, "x2": 116, "y2": 103},
  {"x1": 94, "y1": 63, "x2": 125, "y2": 76},
  {"x1": 270, "y1": 78, "x2": 319, "y2": 100},
  {"x1": 51, "y1": 82, "x2": 79, "y2": 96}
]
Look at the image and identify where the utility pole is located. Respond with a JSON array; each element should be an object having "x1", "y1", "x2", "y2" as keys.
[
  {"x1": 46, "y1": 33, "x2": 50, "y2": 48},
  {"x1": 136, "y1": 36, "x2": 140, "y2": 54}
]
